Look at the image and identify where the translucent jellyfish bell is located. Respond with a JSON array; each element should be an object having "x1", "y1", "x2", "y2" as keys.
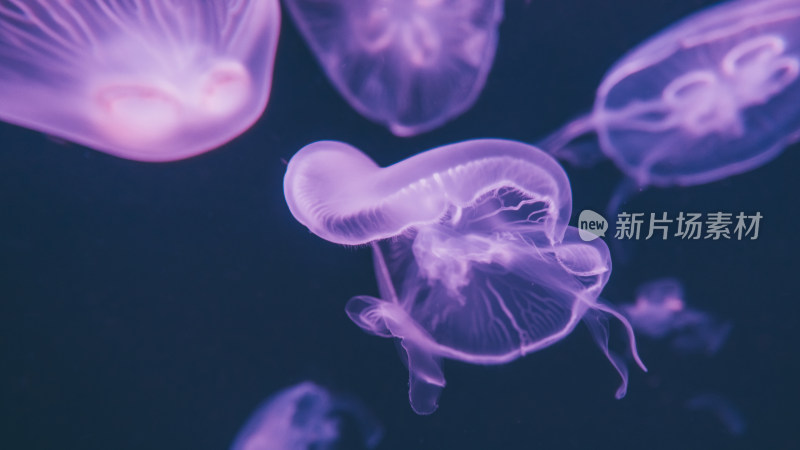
[
  {"x1": 284, "y1": 139, "x2": 572, "y2": 245},
  {"x1": 230, "y1": 382, "x2": 382, "y2": 450},
  {"x1": 283, "y1": 0, "x2": 503, "y2": 136},
  {"x1": 542, "y1": 0, "x2": 800, "y2": 188},
  {"x1": 0, "y1": 0, "x2": 281, "y2": 161},
  {"x1": 284, "y1": 139, "x2": 646, "y2": 414}
]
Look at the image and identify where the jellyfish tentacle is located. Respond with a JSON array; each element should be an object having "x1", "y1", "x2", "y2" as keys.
[
  {"x1": 538, "y1": 113, "x2": 599, "y2": 162},
  {"x1": 401, "y1": 339, "x2": 445, "y2": 415},
  {"x1": 371, "y1": 242, "x2": 399, "y2": 303},
  {"x1": 582, "y1": 309, "x2": 629, "y2": 398},
  {"x1": 592, "y1": 298, "x2": 648, "y2": 373}
]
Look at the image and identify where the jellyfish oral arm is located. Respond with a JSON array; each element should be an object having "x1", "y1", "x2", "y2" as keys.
[
  {"x1": 371, "y1": 241, "x2": 399, "y2": 303},
  {"x1": 592, "y1": 299, "x2": 648, "y2": 371},
  {"x1": 538, "y1": 113, "x2": 601, "y2": 165}
]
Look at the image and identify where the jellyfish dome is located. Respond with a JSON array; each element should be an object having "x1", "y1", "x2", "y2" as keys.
[
  {"x1": 0, "y1": 0, "x2": 281, "y2": 161},
  {"x1": 284, "y1": 139, "x2": 646, "y2": 414},
  {"x1": 543, "y1": 0, "x2": 800, "y2": 187},
  {"x1": 283, "y1": 0, "x2": 504, "y2": 136},
  {"x1": 230, "y1": 382, "x2": 382, "y2": 450}
]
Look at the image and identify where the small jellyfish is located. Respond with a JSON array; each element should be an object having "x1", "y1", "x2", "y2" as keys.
[
  {"x1": 284, "y1": 139, "x2": 646, "y2": 414},
  {"x1": 541, "y1": 0, "x2": 800, "y2": 204},
  {"x1": 283, "y1": 0, "x2": 503, "y2": 136},
  {"x1": 0, "y1": 0, "x2": 281, "y2": 161},
  {"x1": 230, "y1": 382, "x2": 382, "y2": 450},
  {"x1": 622, "y1": 278, "x2": 732, "y2": 356}
]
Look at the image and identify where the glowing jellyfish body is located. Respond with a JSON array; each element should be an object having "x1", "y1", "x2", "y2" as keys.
[
  {"x1": 284, "y1": 139, "x2": 646, "y2": 414},
  {"x1": 283, "y1": 0, "x2": 503, "y2": 136},
  {"x1": 0, "y1": 0, "x2": 280, "y2": 161},
  {"x1": 230, "y1": 382, "x2": 382, "y2": 450},
  {"x1": 543, "y1": 0, "x2": 800, "y2": 187},
  {"x1": 623, "y1": 278, "x2": 731, "y2": 355}
]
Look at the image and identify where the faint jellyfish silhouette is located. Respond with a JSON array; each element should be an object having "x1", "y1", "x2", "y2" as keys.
[
  {"x1": 686, "y1": 393, "x2": 746, "y2": 436},
  {"x1": 622, "y1": 278, "x2": 732, "y2": 356},
  {"x1": 283, "y1": 0, "x2": 503, "y2": 136},
  {"x1": 0, "y1": 0, "x2": 281, "y2": 161},
  {"x1": 540, "y1": 0, "x2": 800, "y2": 209},
  {"x1": 284, "y1": 139, "x2": 646, "y2": 414},
  {"x1": 230, "y1": 382, "x2": 382, "y2": 450}
]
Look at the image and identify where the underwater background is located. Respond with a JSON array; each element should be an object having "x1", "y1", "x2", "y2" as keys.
[{"x1": 1, "y1": 0, "x2": 798, "y2": 449}]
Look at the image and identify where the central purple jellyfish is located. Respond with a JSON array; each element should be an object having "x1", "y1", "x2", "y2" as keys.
[
  {"x1": 0, "y1": 0, "x2": 281, "y2": 161},
  {"x1": 284, "y1": 139, "x2": 646, "y2": 414}
]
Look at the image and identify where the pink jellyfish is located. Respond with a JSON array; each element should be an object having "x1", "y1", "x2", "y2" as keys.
[{"x1": 0, "y1": 0, "x2": 281, "y2": 161}]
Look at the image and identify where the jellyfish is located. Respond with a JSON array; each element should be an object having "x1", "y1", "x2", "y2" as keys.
[
  {"x1": 540, "y1": 0, "x2": 800, "y2": 209},
  {"x1": 622, "y1": 278, "x2": 732, "y2": 356},
  {"x1": 0, "y1": 0, "x2": 281, "y2": 161},
  {"x1": 283, "y1": 0, "x2": 503, "y2": 136},
  {"x1": 230, "y1": 382, "x2": 382, "y2": 450},
  {"x1": 284, "y1": 139, "x2": 646, "y2": 414}
]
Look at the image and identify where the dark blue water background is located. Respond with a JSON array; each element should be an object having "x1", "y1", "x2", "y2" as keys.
[{"x1": 1, "y1": 1, "x2": 798, "y2": 449}]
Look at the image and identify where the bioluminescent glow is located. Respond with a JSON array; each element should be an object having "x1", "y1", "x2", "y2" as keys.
[
  {"x1": 230, "y1": 382, "x2": 382, "y2": 450},
  {"x1": 623, "y1": 278, "x2": 731, "y2": 356},
  {"x1": 283, "y1": 0, "x2": 503, "y2": 136},
  {"x1": 542, "y1": 0, "x2": 800, "y2": 187},
  {"x1": 284, "y1": 139, "x2": 646, "y2": 414},
  {"x1": 0, "y1": 0, "x2": 281, "y2": 161}
]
